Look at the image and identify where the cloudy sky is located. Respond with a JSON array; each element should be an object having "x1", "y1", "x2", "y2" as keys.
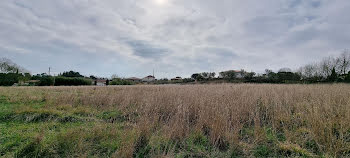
[{"x1": 0, "y1": 0, "x2": 349, "y2": 78}]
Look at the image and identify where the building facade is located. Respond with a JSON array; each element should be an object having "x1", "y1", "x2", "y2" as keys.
[{"x1": 142, "y1": 75, "x2": 156, "y2": 82}]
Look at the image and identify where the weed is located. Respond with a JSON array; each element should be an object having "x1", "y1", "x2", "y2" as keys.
[
  {"x1": 277, "y1": 142, "x2": 313, "y2": 157},
  {"x1": 133, "y1": 133, "x2": 150, "y2": 158},
  {"x1": 99, "y1": 110, "x2": 126, "y2": 123},
  {"x1": 254, "y1": 144, "x2": 274, "y2": 157}
]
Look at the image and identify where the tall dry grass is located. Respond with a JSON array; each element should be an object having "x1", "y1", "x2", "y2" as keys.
[{"x1": 1, "y1": 84, "x2": 350, "y2": 157}]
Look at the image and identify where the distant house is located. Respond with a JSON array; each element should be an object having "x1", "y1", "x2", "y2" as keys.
[
  {"x1": 219, "y1": 70, "x2": 244, "y2": 79},
  {"x1": 94, "y1": 79, "x2": 108, "y2": 86},
  {"x1": 142, "y1": 75, "x2": 156, "y2": 82},
  {"x1": 126, "y1": 77, "x2": 141, "y2": 83},
  {"x1": 171, "y1": 77, "x2": 182, "y2": 81}
]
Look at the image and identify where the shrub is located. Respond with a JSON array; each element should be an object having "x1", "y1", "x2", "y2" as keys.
[
  {"x1": 345, "y1": 72, "x2": 350, "y2": 83},
  {"x1": 109, "y1": 78, "x2": 134, "y2": 85},
  {"x1": 54, "y1": 77, "x2": 92, "y2": 86},
  {"x1": 254, "y1": 145, "x2": 274, "y2": 157},
  {"x1": 31, "y1": 74, "x2": 54, "y2": 86},
  {"x1": 0, "y1": 73, "x2": 22, "y2": 86}
]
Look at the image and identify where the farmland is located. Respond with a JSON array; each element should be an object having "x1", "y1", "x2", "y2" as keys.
[{"x1": 1, "y1": 84, "x2": 350, "y2": 157}]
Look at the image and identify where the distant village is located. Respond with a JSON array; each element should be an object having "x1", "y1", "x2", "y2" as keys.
[
  {"x1": 90, "y1": 70, "x2": 249, "y2": 86},
  {"x1": 2, "y1": 57, "x2": 258, "y2": 86},
  {"x1": 93, "y1": 75, "x2": 159, "y2": 86},
  {"x1": 2, "y1": 50, "x2": 350, "y2": 86},
  {"x1": 6, "y1": 69, "x2": 252, "y2": 87},
  {"x1": 91, "y1": 71, "x2": 235, "y2": 86}
]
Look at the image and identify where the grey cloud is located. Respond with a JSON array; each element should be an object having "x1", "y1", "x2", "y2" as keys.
[
  {"x1": 126, "y1": 40, "x2": 170, "y2": 59},
  {"x1": 0, "y1": 0, "x2": 350, "y2": 78}
]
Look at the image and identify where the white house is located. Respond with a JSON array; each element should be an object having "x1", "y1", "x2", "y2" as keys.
[
  {"x1": 94, "y1": 79, "x2": 108, "y2": 86},
  {"x1": 142, "y1": 75, "x2": 156, "y2": 82},
  {"x1": 171, "y1": 77, "x2": 182, "y2": 81}
]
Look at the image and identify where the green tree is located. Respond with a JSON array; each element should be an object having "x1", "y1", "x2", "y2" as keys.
[
  {"x1": 219, "y1": 70, "x2": 237, "y2": 80},
  {"x1": 267, "y1": 72, "x2": 279, "y2": 83},
  {"x1": 191, "y1": 73, "x2": 200, "y2": 80},
  {"x1": 196, "y1": 75, "x2": 204, "y2": 81},
  {"x1": 182, "y1": 78, "x2": 195, "y2": 83},
  {"x1": 345, "y1": 71, "x2": 350, "y2": 83},
  {"x1": 18, "y1": 73, "x2": 32, "y2": 83},
  {"x1": 32, "y1": 73, "x2": 54, "y2": 86},
  {"x1": 109, "y1": 78, "x2": 134, "y2": 85},
  {"x1": 61, "y1": 71, "x2": 84, "y2": 78},
  {"x1": 90, "y1": 75, "x2": 97, "y2": 79},
  {"x1": 199, "y1": 72, "x2": 216, "y2": 80},
  {"x1": 244, "y1": 72, "x2": 256, "y2": 81},
  {"x1": 54, "y1": 77, "x2": 92, "y2": 86},
  {"x1": 201, "y1": 72, "x2": 209, "y2": 79},
  {"x1": 277, "y1": 72, "x2": 301, "y2": 83},
  {"x1": 0, "y1": 73, "x2": 23, "y2": 86}
]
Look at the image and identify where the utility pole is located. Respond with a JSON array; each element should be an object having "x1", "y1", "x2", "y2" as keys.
[{"x1": 48, "y1": 67, "x2": 55, "y2": 86}]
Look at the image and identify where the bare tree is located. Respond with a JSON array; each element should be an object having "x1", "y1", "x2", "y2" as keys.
[
  {"x1": 336, "y1": 49, "x2": 350, "y2": 75},
  {"x1": 302, "y1": 64, "x2": 316, "y2": 79},
  {"x1": 111, "y1": 74, "x2": 119, "y2": 79},
  {"x1": 320, "y1": 56, "x2": 336, "y2": 78},
  {"x1": 298, "y1": 50, "x2": 350, "y2": 81},
  {"x1": 299, "y1": 63, "x2": 323, "y2": 80},
  {"x1": 0, "y1": 57, "x2": 28, "y2": 73}
]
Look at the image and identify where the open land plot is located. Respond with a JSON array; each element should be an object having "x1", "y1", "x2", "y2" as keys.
[{"x1": 0, "y1": 84, "x2": 350, "y2": 157}]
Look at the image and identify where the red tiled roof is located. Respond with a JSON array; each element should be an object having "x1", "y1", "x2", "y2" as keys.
[{"x1": 95, "y1": 79, "x2": 107, "y2": 82}]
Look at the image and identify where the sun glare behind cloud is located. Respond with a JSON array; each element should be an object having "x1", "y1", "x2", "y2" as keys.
[{"x1": 154, "y1": 0, "x2": 168, "y2": 6}]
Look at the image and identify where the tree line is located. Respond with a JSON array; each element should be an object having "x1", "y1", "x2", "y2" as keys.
[
  {"x1": 1, "y1": 50, "x2": 350, "y2": 86},
  {"x1": 298, "y1": 50, "x2": 350, "y2": 82},
  {"x1": 190, "y1": 50, "x2": 350, "y2": 84},
  {"x1": 0, "y1": 62, "x2": 93, "y2": 86},
  {"x1": 0, "y1": 58, "x2": 31, "y2": 86}
]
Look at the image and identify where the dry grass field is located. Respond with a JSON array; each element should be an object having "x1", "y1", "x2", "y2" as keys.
[{"x1": 1, "y1": 84, "x2": 350, "y2": 157}]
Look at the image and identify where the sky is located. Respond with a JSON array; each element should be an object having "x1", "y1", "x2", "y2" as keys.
[{"x1": 0, "y1": 0, "x2": 350, "y2": 78}]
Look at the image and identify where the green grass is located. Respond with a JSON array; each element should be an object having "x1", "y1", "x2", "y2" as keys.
[{"x1": 0, "y1": 97, "x2": 131, "y2": 157}]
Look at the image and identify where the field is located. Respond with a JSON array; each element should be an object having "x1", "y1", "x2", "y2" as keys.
[{"x1": 0, "y1": 84, "x2": 350, "y2": 157}]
